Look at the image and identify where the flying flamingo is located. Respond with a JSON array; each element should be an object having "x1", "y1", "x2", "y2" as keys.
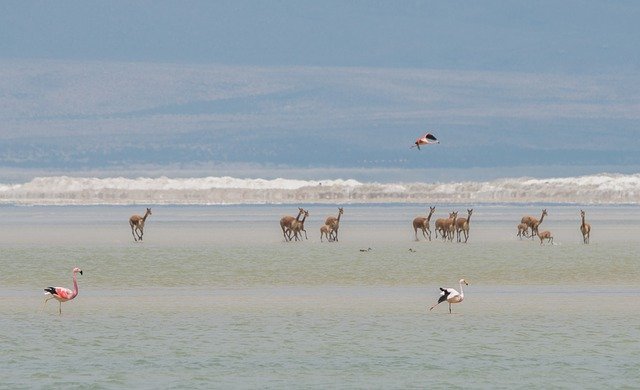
[
  {"x1": 429, "y1": 278, "x2": 469, "y2": 314},
  {"x1": 411, "y1": 133, "x2": 439, "y2": 150},
  {"x1": 42, "y1": 267, "x2": 83, "y2": 315}
]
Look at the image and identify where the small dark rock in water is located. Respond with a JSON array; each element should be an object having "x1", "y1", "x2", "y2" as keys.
[{"x1": 359, "y1": 247, "x2": 372, "y2": 252}]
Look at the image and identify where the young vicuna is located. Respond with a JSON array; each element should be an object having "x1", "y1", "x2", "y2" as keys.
[
  {"x1": 580, "y1": 210, "x2": 591, "y2": 244},
  {"x1": 537, "y1": 230, "x2": 553, "y2": 245},
  {"x1": 517, "y1": 223, "x2": 530, "y2": 239},
  {"x1": 455, "y1": 209, "x2": 473, "y2": 243},
  {"x1": 280, "y1": 207, "x2": 304, "y2": 241},
  {"x1": 129, "y1": 208, "x2": 152, "y2": 242},
  {"x1": 413, "y1": 206, "x2": 436, "y2": 241},
  {"x1": 320, "y1": 224, "x2": 333, "y2": 242}
]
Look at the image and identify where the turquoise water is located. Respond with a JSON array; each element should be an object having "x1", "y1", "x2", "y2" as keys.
[{"x1": 1, "y1": 205, "x2": 639, "y2": 388}]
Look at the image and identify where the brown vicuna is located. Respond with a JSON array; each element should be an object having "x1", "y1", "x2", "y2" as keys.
[
  {"x1": 537, "y1": 230, "x2": 553, "y2": 245},
  {"x1": 446, "y1": 211, "x2": 459, "y2": 241},
  {"x1": 435, "y1": 212, "x2": 455, "y2": 240},
  {"x1": 413, "y1": 206, "x2": 436, "y2": 241},
  {"x1": 517, "y1": 223, "x2": 530, "y2": 239},
  {"x1": 280, "y1": 207, "x2": 304, "y2": 241},
  {"x1": 455, "y1": 209, "x2": 473, "y2": 243},
  {"x1": 580, "y1": 210, "x2": 591, "y2": 244},
  {"x1": 288, "y1": 209, "x2": 309, "y2": 241},
  {"x1": 320, "y1": 224, "x2": 333, "y2": 242},
  {"x1": 129, "y1": 208, "x2": 152, "y2": 242},
  {"x1": 325, "y1": 207, "x2": 344, "y2": 242},
  {"x1": 521, "y1": 209, "x2": 547, "y2": 239}
]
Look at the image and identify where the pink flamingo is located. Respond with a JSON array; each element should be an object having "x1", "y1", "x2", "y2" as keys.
[
  {"x1": 411, "y1": 133, "x2": 439, "y2": 150},
  {"x1": 42, "y1": 267, "x2": 83, "y2": 315}
]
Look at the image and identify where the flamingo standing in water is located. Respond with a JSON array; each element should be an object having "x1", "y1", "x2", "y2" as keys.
[
  {"x1": 43, "y1": 267, "x2": 83, "y2": 315},
  {"x1": 429, "y1": 278, "x2": 469, "y2": 314}
]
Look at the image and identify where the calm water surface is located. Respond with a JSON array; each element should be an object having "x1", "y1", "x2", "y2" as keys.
[{"x1": 1, "y1": 205, "x2": 639, "y2": 388}]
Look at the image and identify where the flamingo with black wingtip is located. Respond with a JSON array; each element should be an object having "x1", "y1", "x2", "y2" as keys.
[
  {"x1": 429, "y1": 278, "x2": 469, "y2": 314},
  {"x1": 411, "y1": 133, "x2": 439, "y2": 150},
  {"x1": 42, "y1": 267, "x2": 83, "y2": 315}
]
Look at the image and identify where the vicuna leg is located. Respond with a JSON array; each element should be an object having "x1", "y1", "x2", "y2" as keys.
[
  {"x1": 130, "y1": 223, "x2": 138, "y2": 242},
  {"x1": 136, "y1": 226, "x2": 144, "y2": 241}
]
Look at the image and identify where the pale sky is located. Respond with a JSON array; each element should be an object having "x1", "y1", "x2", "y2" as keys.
[{"x1": 0, "y1": 1, "x2": 639, "y2": 181}]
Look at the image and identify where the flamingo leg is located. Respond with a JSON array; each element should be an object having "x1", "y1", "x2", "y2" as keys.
[
  {"x1": 42, "y1": 296, "x2": 54, "y2": 311},
  {"x1": 449, "y1": 303, "x2": 452, "y2": 314},
  {"x1": 59, "y1": 301, "x2": 62, "y2": 315}
]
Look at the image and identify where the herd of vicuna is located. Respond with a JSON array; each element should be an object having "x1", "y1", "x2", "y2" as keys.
[
  {"x1": 280, "y1": 207, "x2": 344, "y2": 242},
  {"x1": 276, "y1": 207, "x2": 592, "y2": 245},
  {"x1": 127, "y1": 207, "x2": 592, "y2": 245}
]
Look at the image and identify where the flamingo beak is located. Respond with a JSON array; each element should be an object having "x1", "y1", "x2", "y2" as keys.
[{"x1": 80, "y1": 270, "x2": 83, "y2": 275}]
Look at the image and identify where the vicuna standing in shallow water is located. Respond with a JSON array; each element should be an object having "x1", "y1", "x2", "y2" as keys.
[
  {"x1": 521, "y1": 209, "x2": 547, "y2": 239},
  {"x1": 129, "y1": 208, "x2": 152, "y2": 242},
  {"x1": 325, "y1": 207, "x2": 344, "y2": 242},
  {"x1": 288, "y1": 209, "x2": 309, "y2": 241},
  {"x1": 413, "y1": 206, "x2": 436, "y2": 241},
  {"x1": 455, "y1": 209, "x2": 473, "y2": 243},
  {"x1": 435, "y1": 212, "x2": 456, "y2": 240},
  {"x1": 280, "y1": 207, "x2": 304, "y2": 241},
  {"x1": 446, "y1": 212, "x2": 459, "y2": 241},
  {"x1": 580, "y1": 210, "x2": 591, "y2": 244}
]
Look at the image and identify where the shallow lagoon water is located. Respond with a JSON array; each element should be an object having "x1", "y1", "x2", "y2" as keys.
[{"x1": 1, "y1": 204, "x2": 639, "y2": 388}]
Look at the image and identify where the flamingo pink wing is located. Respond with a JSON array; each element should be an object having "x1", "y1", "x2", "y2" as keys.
[{"x1": 54, "y1": 287, "x2": 74, "y2": 299}]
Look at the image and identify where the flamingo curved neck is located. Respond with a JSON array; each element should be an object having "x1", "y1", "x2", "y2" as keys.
[{"x1": 71, "y1": 273, "x2": 79, "y2": 298}]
